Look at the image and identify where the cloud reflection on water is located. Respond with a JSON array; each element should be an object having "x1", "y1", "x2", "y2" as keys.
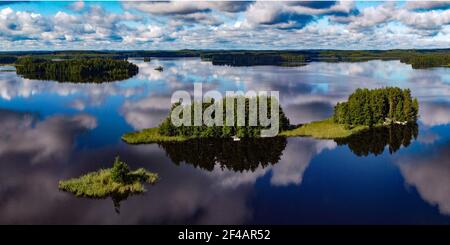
[
  {"x1": 0, "y1": 109, "x2": 96, "y2": 163},
  {"x1": 0, "y1": 58, "x2": 450, "y2": 224},
  {"x1": 1, "y1": 59, "x2": 450, "y2": 128},
  {"x1": 396, "y1": 142, "x2": 450, "y2": 216},
  {"x1": 0, "y1": 107, "x2": 336, "y2": 224}
]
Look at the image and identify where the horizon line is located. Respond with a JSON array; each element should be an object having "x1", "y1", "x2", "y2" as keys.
[{"x1": 2, "y1": 48, "x2": 450, "y2": 53}]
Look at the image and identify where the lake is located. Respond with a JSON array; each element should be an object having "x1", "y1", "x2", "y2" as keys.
[{"x1": 0, "y1": 59, "x2": 449, "y2": 224}]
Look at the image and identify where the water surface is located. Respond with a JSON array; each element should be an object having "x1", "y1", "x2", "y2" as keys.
[{"x1": 0, "y1": 59, "x2": 449, "y2": 224}]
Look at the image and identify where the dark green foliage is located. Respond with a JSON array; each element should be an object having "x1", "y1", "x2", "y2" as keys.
[
  {"x1": 111, "y1": 156, "x2": 130, "y2": 183},
  {"x1": 200, "y1": 49, "x2": 450, "y2": 68},
  {"x1": 158, "y1": 96, "x2": 290, "y2": 138},
  {"x1": 335, "y1": 123, "x2": 418, "y2": 156},
  {"x1": 201, "y1": 52, "x2": 305, "y2": 66},
  {"x1": 412, "y1": 98, "x2": 419, "y2": 119},
  {"x1": 159, "y1": 137, "x2": 287, "y2": 172},
  {"x1": 15, "y1": 57, "x2": 139, "y2": 83},
  {"x1": 2, "y1": 49, "x2": 450, "y2": 68},
  {"x1": 400, "y1": 54, "x2": 450, "y2": 69},
  {"x1": 333, "y1": 87, "x2": 419, "y2": 127}
]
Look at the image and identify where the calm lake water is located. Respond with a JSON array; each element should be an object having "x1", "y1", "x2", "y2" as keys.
[{"x1": 0, "y1": 59, "x2": 449, "y2": 224}]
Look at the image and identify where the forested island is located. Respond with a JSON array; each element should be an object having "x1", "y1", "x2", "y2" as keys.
[
  {"x1": 400, "y1": 54, "x2": 450, "y2": 69},
  {"x1": 14, "y1": 57, "x2": 139, "y2": 83},
  {"x1": 282, "y1": 87, "x2": 419, "y2": 139},
  {"x1": 1, "y1": 49, "x2": 449, "y2": 68},
  {"x1": 123, "y1": 87, "x2": 419, "y2": 144},
  {"x1": 123, "y1": 96, "x2": 291, "y2": 144}
]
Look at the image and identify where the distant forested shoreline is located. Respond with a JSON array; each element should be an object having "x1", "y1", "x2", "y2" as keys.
[
  {"x1": 1, "y1": 49, "x2": 449, "y2": 68},
  {"x1": 14, "y1": 57, "x2": 139, "y2": 83}
]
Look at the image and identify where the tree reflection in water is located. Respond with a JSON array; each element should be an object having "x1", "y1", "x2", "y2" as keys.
[
  {"x1": 86, "y1": 124, "x2": 419, "y2": 213},
  {"x1": 335, "y1": 123, "x2": 419, "y2": 156},
  {"x1": 158, "y1": 123, "x2": 419, "y2": 171},
  {"x1": 158, "y1": 137, "x2": 287, "y2": 172},
  {"x1": 111, "y1": 193, "x2": 132, "y2": 214}
]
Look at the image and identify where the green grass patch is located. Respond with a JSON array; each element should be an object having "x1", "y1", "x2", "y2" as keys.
[
  {"x1": 122, "y1": 127, "x2": 189, "y2": 144},
  {"x1": 280, "y1": 118, "x2": 368, "y2": 139},
  {"x1": 58, "y1": 157, "x2": 158, "y2": 198}
]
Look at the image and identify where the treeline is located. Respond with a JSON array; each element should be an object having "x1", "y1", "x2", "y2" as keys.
[
  {"x1": 201, "y1": 52, "x2": 305, "y2": 66},
  {"x1": 0, "y1": 50, "x2": 199, "y2": 59},
  {"x1": 333, "y1": 87, "x2": 419, "y2": 127},
  {"x1": 15, "y1": 57, "x2": 139, "y2": 83},
  {"x1": 2, "y1": 49, "x2": 450, "y2": 68},
  {"x1": 158, "y1": 96, "x2": 291, "y2": 138},
  {"x1": 400, "y1": 54, "x2": 450, "y2": 69}
]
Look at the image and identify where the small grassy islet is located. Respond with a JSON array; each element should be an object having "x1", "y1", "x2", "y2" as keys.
[{"x1": 58, "y1": 157, "x2": 158, "y2": 198}]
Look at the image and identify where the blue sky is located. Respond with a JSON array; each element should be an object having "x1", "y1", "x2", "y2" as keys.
[{"x1": 0, "y1": 1, "x2": 449, "y2": 50}]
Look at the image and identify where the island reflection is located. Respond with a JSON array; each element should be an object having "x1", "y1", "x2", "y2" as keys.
[
  {"x1": 1, "y1": 58, "x2": 450, "y2": 224},
  {"x1": 157, "y1": 123, "x2": 419, "y2": 173},
  {"x1": 335, "y1": 123, "x2": 419, "y2": 156},
  {"x1": 158, "y1": 137, "x2": 287, "y2": 172}
]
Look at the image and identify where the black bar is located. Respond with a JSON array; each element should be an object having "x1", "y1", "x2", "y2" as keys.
[{"x1": 1, "y1": 225, "x2": 449, "y2": 243}]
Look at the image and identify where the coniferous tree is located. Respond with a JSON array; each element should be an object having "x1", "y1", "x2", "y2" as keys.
[
  {"x1": 333, "y1": 87, "x2": 419, "y2": 127},
  {"x1": 15, "y1": 57, "x2": 138, "y2": 83},
  {"x1": 158, "y1": 96, "x2": 290, "y2": 138}
]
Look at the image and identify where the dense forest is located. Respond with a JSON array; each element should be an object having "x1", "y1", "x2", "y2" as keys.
[
  {"x1": 158, "y1": 96, "x2": 291, "y2": 138},
  {"x1": 200, "y1": 50, "x2": 450, "y2": 67},
  {"x1": 400, "y1": 54, "x2": 450, "y2": 69},
  {"x1": 333, "y1": 87, "x2": 419, "y2": 127},
  {"x1": 1, "y1": 49, "x2": 449, "y2": 68},
  {"x1": 15, "y1": 57, "x2": 138, "y2": 83},
  {"x1": 201, "y1": 52, "x2": 306, "y2": 66},
  {"x1": 0, "y1": 50, "x2": 199, "y2": 60}
]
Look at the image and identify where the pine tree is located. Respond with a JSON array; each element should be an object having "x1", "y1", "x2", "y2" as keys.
[{"x1": 333, "y1": 87, "x2": 419, "y2": 126}]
